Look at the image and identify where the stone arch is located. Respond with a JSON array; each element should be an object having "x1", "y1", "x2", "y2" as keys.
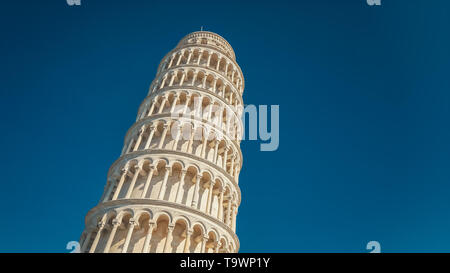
[
  {"x1": 202, "y1": 126, "x2": 216, "y2": 161},
  {"x1": 185, "y1": 162, "x2": 200, "y2": 175},
  {"x1": 149, "y1": 213, "x2": 172, "y2": 253},
  {"x1": 194, "y1": 70, "x2": 206, "y2": 88},
  {"x1": 226, "y1": 63, "x2": 233, "y2": 79},
  {"x1": 173, "y1": 215, "x2": 191, "y2": 230},
  {"x1": 107, "y1": 209, "x2": 134, "y2": 253},
  {"x1": 134, "y1": 209, "x2": 154, "y2": 222},
  {"x1": 216, "y1": 78, "x2": 225, "y2": 96},
  {"x1": 206, "y1": 229, "x2": 219, "y2": 253},
  {"x1": 87, "y1": 212, "x2": 114, "y2": 253},
  {"x1": 221, "y1": 186, "x2": 232, "y2": 224},
  {"x1": 163, "y1": 161, "x2": 183, "y2": 202},
  {"x1": 162, "y1": 120, "x2": 177, "y2": 150},
  {"x1": 184, "y1": 69, "x2": 195, "y2": 86},
  {"x1": 178, "y1": 121, "x2": 193, "y2": 153},
  {"x1": 209, "y1": 52, "x2": 220, "y2": 69},
  {"x1": 205, "y1": 73, "x2": 215, "y2": 91},
  {"x1": 128, "y1": 210, "x2": 152, "y2": 253},
  {"x1": 171, "y1": 69, "x2": 182, "y2": 86},
  {"x1": 139, "y1": 157, "x2": 153, "y2": 168},
  {"x1": 193, "y1": 48, "x2": 202, "y2": 63},
  {"x1": 115, "y1": 160, "x2": 138, "y2": 200},
  {"x1": 174, "y1": 50, "x2": 184, "y2": 66},
  {"x1": 143, "y1": 159, "x2": 168, "y2": 199},
  {"x1": 210, "y1": 177, "x2": 224, "y2": 218},
  {"x1": 215, "y1": 139, "x2": 227, "y2": 168},
  {"x1": 179, "y1": 50, "x2": 189, "y2": 65},
  {"x1": 191, "y1": 125, "x2": 204, "y2": 156},
  {"x1": 116, "y1": 208, "x2": 134, "y2": 219},
  {"x1": 200, "y1": 169, "x2": 214, "y2": 181},
  {"x1": 178, "y1": 165, "x2": 198, "y2": 206},
  {"x1": 199, "y1": 50, "x2": 210, "y2": 66},
  {"x1": 201, "y1": 96, "x2": 213, "y2": 120},
  {"x1": 218, "y1": 57, "x2": 227, "y2": 73},
  {"x1": 197, "y1": 171, "x2": 212, "y2": 212},
  {"x1": 229, "y1": 241, "x2": 236, "y2": 253},
  {"x1": 219, "y1": 236, "x2": 229, "y2": 253},
  {"x1": 192, "y1": 221, "x2": 207, "y2": 235},
  {"x1": 189, "y1": 223, "x2": 206, "y2": 253},
  {"x1": 171, "y1": 216, "x2": 190, "y2": 253},
  {"x1": 154, "y1": 211, "x2": 173, "y2": 225}
]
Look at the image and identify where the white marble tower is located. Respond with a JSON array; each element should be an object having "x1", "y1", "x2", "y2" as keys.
[{"x1": 79, "y1": 31, "x2": 245, "y2": 253}]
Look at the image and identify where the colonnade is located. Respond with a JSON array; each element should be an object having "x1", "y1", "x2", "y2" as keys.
[
  {"x1": 137, "y1": 90, "x2": 242, "y2": 141},
  {"x1": 121, "y1": 118, "x2": 241, "y2": 179},
  {"x1": 156, "y1": 47, "x2": 243, "y2": 93},
  {"x1": 102, "y1": 158, "x2": 239, "y2": 230},
  {"x1": 80, "y1": 210, "x2": 236, "y2": 253},
  {"x1": 148, "y1": 67, "x2": 242, "y2": 109}
]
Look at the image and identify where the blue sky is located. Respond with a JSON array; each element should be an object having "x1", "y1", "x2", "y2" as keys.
[{"x1": 1, "y1": 0, "x2": 450, "y2": 252}]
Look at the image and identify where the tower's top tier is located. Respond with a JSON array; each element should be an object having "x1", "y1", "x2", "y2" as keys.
[{"x1": 177, "y1": 31, "x2": 236, "y2": 60}]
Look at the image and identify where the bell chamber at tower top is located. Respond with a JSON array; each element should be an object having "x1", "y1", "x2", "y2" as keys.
[{"x1": 176, "y1": 31, "x2": 236, "y2": 60}]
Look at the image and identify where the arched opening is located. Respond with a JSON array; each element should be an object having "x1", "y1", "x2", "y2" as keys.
[
  {"x1": 149, "y1": 214, "x2": 170, "y2": 253},
  {"x1": 219, "y1": 238, "x2": 228, "y2": 253},
  {"x1": 171, "y1": 219, "x2": 189, "y2": 253},
  {"x1": 206, "y1": 231, "x2": 218, "y2": 253},
  {"x1": 205, "y1": 74, "x2": 214, "y2": 91},
  {"x1": 146, "y1": 160, "x2": 167, "y2": 199},
  {"x1": 209, "y1": 53, "x2": 219, "y2": 69},
  {"x1": 109, "y1": 212, "x2": 132, "y2": 253},
  {"x1": 189, "y1": 224, "x2": 204, "y2": 253},
  {"x1": 127, "y1": 213, "x2": 151, "y2": 253},
  {"x1": 198, "y1": 172, "x2": 211, "y2": 212},
  {"x1": 218, "y1": 58, "x2": 226, "y2": 73},
  {"x1": 210, "y1": 179, "x2": 222, "y2": 218},
  {"x1": 164, "y1": 162, "x2": 183, "y2": 202},
  {"x1": 130, "y1": 160, "x2": 152, "y2": 198},
  {"x1": 180, "y1": 165, "x2": 198, "y2": 206}
]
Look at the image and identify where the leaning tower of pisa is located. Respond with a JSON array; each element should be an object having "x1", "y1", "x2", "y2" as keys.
[{"x1": 79, "y1": 31, "x2": 244, "y2": 253}]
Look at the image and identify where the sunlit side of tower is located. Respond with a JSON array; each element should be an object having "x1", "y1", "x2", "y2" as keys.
[{"x1": 79, "y1": 31, "x2": 245, "y2": 253}]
